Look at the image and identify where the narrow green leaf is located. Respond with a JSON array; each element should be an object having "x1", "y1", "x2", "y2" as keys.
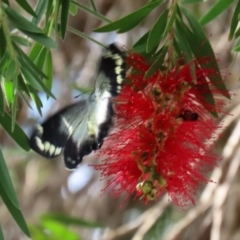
[
  {"x1": 181, "y1": 6, "x2": 230, "y2": 99},
  {"x1": 0, "y1": 27, "x2": 7, "y2": 60},
  {"x1": 41, "y1": 214, "x2": 101, "y2": 228},
  {"x1": 45, "y1": 0, "x2": 53, "y2": 25},
  {"x1": 0, "y1": 148, "x2": 19, "y2": 208},
  {"x1": 4, "y1": 5, "x2": 42, "y2": 33},
  {"x1": 94, "y1": 0, "x2": 164, "y2": 32},
  {"x1": 117, "y1": 20, "x2": 145, "y2": 33},
  {"x1": 20, "y1": 30, "x2": 57, "y2": 48},
  {"x1": 175, "y1": 22, "x2": 197, "y2": 84},
  {"x1": 147, "y1": 9, "x2": 168, "y2": 53},
  {"x1": 22, "y1": 80, "x2": 43, "y2": 115},
  {"x1": 0, "y1": 111, "x2": 30, "y2": 150},
  {"x1": 234, "y1": 27, "x2": 240, "y2": 39},
  {"x1": 19, "y1": 91, "x2": 32, "y2": 110},
  {"x1": 69, "y1": 2, "x2": 78, "y2": 16},
  {"x1": 20, "y1": 66, "x2": 55, "y2": 99},
  {"x1": 233, "y1": 37, "x2": 240, "y2": 51},
  {"x1": 11, "y1": 75, "x2": 18, "y2": 131},
  {"x1": 0, "y1": 182, "x2": 30, "y2": 237},
  {"x1": 162, "y1": 2, "x2": 177, "y2": 38},
  {"x1": 40, "y1": 221, "x2": 79, "y2": 240},
  {"x1": 32, "y1": 0, "x2": 48, "y2": 24},
  {"x1": 3, "y1": 0, "x2": 9, "y2": 5},
  {"x1": 60, "y1": 0, "x2": 71, "y2": 39},
  {"x1": 0, "y1": 225, "x2": 4, "y2": 240},
  {"x1": 68, "y1": 27, "x2": 105, "y2": 47},
  {"x1": 0, "y1": 52, "x2": 11, "y2": 72},
  {"x1": 13, "y1": 44, "x2": 48, "y2": 79},
  {"x1": 133, "y1": 31, "x2": 150, "y2": 53},
  {"x1": 145, "y1": 46, "x2": 168, "y2": 78},
  {"x1": 175, "y1": 20, "x2": 194, "y2": 64},
  {"x1": 35, "y1": 47, "x2": 48, "y2": 70},
  {"x1": 16, "y1": 0, "x2": 37, "y2": 17},
  {"x1": 2, "y1": 78, "x2": 14, "y2": 107},
  {"x1": 199, "y1": 0, "x2": 235, "y2": 26},
  {"x1": 89, "y1": 0, "x2": 97, "y2": 12},
  {"x1": 229, "y1": 0, "x2": 240, "y2": 40},
  {"x1": 2, "y1": 60, "x2": 17, "y2": 81},
  {"x1": 18, "y1": 75, "x2": 30, "y2": 94},
  {"x1": 0, "y1": 86, "x2": 4, "y2": 116},
  {"x1": 11, "y1": 36, "x2": 30, "y2": 47},
  {"x1": 180, "y1": 0, "x2": 203, "y2": 3},
  {"x1": 28, "y1": 42, "x2": 43, "y2": 61},
  {"x1": 71, "y1": 1, "x2": 110, "y2": 23},
  {"x1": 44, "y1": 50, "x2": 53, "y2": 91}
]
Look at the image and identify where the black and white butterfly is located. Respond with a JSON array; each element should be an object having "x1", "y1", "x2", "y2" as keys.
[{"x1": 29, "y1": 44, "x2": 126, "y2": 170}]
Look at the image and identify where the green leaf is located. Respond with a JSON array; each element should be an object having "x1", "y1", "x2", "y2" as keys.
[
  {"x1": 0, "y1": 181, "x2": 30, "y2": 237},
  {"x1": 20, "y1": 66, "x2": 54, "y2": 99},
  {"x1": 234, "y1": 27, "x2": 240, "y2": 39},
  {"x1": 133, "y1": 31, "x2": 150, "y2": 53},
  {"x1": 181, "y1": 6, "x2": 230, "y2": 99},
  {"x1": 0, "y1": 86, "x2": 4, "y2": 116},
  {"x1": 4, "y1": 5, "x2": 42, "y2": 33},
  {"x1": 13, "y1": 44, "x2": 48, "y2": 79},
  {"x1": 94, "y1": 0, "x2": 164, "y2": 33},
  {"x1": 44, "y1": 50, "x2": 53, "y2": 92},
  {"x1": 233, "y1": 37, "x2": 240, "y2": 51},
  {"x1": 0, "y1": 148, "x2": 19, "y2": 208},
  {"x1": 29, "y1": 42, "x2": 43, "y2": 61},
  {"x1": 199, "y1": 0, "x2": 235, "y2": 26},
  {"x1": 11, "y1": 75, "x2": 18, "y2": 131},
  {"x1": 60, "y1": 0, "x2": 71, "y2": 39},
  {"x1": 71, "y1": 1, "x2": 110, "y2": 23},
  {"x1": 41, "y1": 221, "x2": 79, "y2": 240},
  {"x1": 0, "y1": 225, "x2": 4, "y2": 240},
  {"x1": 32, "y1": 0, "x2": 48, "y2": 24},
  {"x1": 11, "y1": 36, "x2": 30, "y2": 47},
  {"x1": 68, "y1": 27, "x2": 105, "y2": 48},
  {"x1": 180, "y1": 0, "x2": 203, "y2": 3},
  {"x1": 145, "y1": 46, "x2": 168, "y2": 78},
  {"x1": 89, "y1": 0, "x2": 97, "y2": 12},
  {"x1": 2, "y1": 60, "x2": 17, "y2": 81},
  {"x1": 46, "y1": 0, "x2": 54, "y2": 25},
  {"x1": 175, "y1": 20, "x2": 194, "y2": 64},
  {"x1": 20, "y1": 30, "x2": 57, "y2": 48},
  {"x1": 147, "y1": 9, "x2": 168, "y2": 53},
  {"x1": 0, "y1": 27, "x2": 7, "y2": 60},
  {"x1": 23, "y1": 83, "x2": 43, "y2": 115},
  {"x1": 229, "y1": 0, "x2": 240, "y2": 40},
  {"x1": 69, "y1": 2, "x2": 78, "y2": 16},
  {"x1": 15, "y1": 0, "x2": 37, "y2": 17},
  {"x1": 35, "y1": 47, "x2": 48, "y2": 70},
  {"x1": 2, "y1": 78, "x2": 14, "y2": 107},
  {"x1": 0, "y1": 111, "x2": 30, "y2": 150},
  {"x1": 41, "y1": 214, "x2": 101, "y2": 228},
  {"x1": 0, "y1": 51, "x2": 11, "y2": 73},
  {"x1": 162, "y1": 2, "x2": 177, "y2": 38}
]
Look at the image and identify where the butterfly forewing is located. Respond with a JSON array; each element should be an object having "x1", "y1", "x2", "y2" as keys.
[{"x1": 29, "y1": 44, "x2": 126, "y2": 170}]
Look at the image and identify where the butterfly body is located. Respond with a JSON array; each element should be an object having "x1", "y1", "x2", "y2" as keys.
[{"x1": 30, "y1": 44, "x2": 126, "y2": 170}]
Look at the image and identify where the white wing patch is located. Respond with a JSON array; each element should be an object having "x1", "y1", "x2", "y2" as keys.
[{"x1": 62, "y1": 116, "x2": 73, "y2": 135}]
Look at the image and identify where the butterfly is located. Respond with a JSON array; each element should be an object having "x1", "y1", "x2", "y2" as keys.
[{"x1": 29, "y1": 44, "x2": 126, "y2": 170}]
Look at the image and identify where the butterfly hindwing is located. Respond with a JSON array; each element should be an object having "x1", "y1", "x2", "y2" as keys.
[
  {"x1": 29, "y1": 101, "x2": 88, "y2": 158},
  {"x1": 63, "y1": 98, "x2": 114, "y2": 170}
]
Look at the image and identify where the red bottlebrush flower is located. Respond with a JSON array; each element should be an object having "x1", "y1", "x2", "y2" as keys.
[{"x1": 95, "y1": 52, "x2": 228, "y2": 207}]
